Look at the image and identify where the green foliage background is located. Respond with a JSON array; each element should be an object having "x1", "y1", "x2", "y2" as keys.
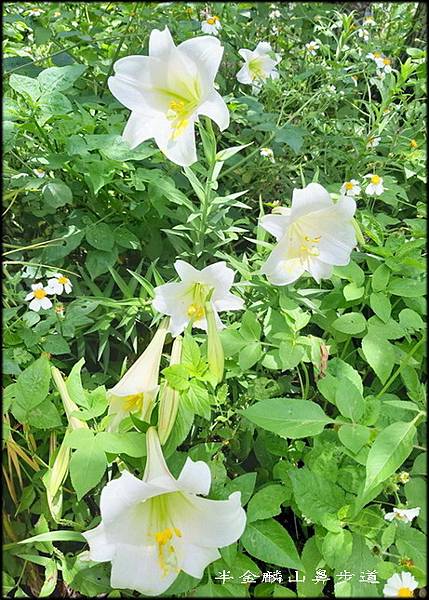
[{"x1": 3, "y1": 2, "x2": 426, "y2": 598}]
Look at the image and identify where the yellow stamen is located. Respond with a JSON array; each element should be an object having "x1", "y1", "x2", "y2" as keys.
[
  {"x1": 58, "y1": 276, "x2": 69, "y2": 285},
  {"x1": 248, "y1": 57, "x2": 264, "y2": 80},
  {"x1": 398, "y1": 588, "x2": 413, "y2": 598},
  {"x1": 123, "y1": 393, "x2": 144, "y2": 412},
  {"x1": 345, "y1": 182, "x2": 354, "y2": 190},
  {"x1": 370, "y1": 175, "x2": 381, "y2": 185},
  {"x1": 155, "y1": 527, "x2": 182, "y2": 576},
  {"x1": 167, "y1": 99, "x2": 191, "y2": 140},
  {"x1": 373, "y1": 51, "x2": 382, "y2": 58},
  {"x1": 383, "y1": 58, "x2": 391, "y2": 65},
  {"x1": 187, "y1": 303, "x2": 205, "y2": 320},
  {"x1": 207, "y1": 16, "x2": 219, "y2": 24},
  {"x1": 34, "y1": 288, "x2": 47, "y2": 299},
  {"x1": 304, "y1": 235, "x2": 321, "y2": 243}
]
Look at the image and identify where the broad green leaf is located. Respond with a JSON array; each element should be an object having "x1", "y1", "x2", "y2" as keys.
[
  {"x1": 241, "y1": 519, "x2": 303, "y2": 570},
  {"x1": 395, "y1": 525, "x2": 426, "y2": 571},
  {"x1": 370, "y1": 292, "x2": 391, "y2": 323},
  {"x1": 43, "y1": 181, "x2": 73, "y2": 208},
  {"x1": 65, "y1": 358, "x2": 88, "y2": 408},
  {"x1": 241, "y1": 398, "x2": 333, "y2": 439},
  {"x1": 163, "y1": 364, "x2": 190, "y2": 391},
  {"x1": 388, "y1": 278, "x2": 425, "y2": 297},
  {"x1": 371, "y1": 264, "x2": 390, "y2": 292},
  {"x1": 289, "y1": 467, "x2": 347, "y2": 524},
  {"x1": 37, "y1": 64, "x2": 86, "y2": 92},
  {"x1": 223, "y1": 473, "x2": 257, "y2": 506},
  {"x1": 86, "y1": 223, "x2": 114, "y2": 251},
  {"x1": 363, "y1": 421, "x2": 416, "y2": 494},
  {"x1": 9, "y1": 74, "x2": 41, "y2": 101},
  {"x1": 338, "y1": 424, "x2": 370, "y2": 454},
  {"x1": 239, "y1": 310, "x2": 261, "y2": 341},
  {"x1": 332, "y1": 312, "x2": 367, "y2": 335},
  {"x1": 95, "y1": 432, "x2": 146, "y2": 457},
  {"x1": 322, "y1": 529, "x2": 353, "y2": 569},
  {"x1": 239, "y1": 341, "x2": 262, "y2": 370},
  {"x1": 361, "y1": 333, "x2": 395, "y2": 384},
  {"x1": 335, "y1": 379, "x2": 364, "y2": 422},
  {"x1": 13, "y1": 355, "x2": 51, "y2": 418},
  {"x1": 296, "y1": 536, "x2": 325, "y2": 597},
  {"x1": 247, "y1": 484, "x2": 290, "y2": 522},
  {"x1": 70, "y1": 432, "x2": 107, "y2": 500}
]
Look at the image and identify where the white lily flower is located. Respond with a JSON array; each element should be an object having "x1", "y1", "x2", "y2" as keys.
[
  {"x1": 83, "y1": 427, "x2": 246, "y2": 596},
  {"x1": 47, "y1": 273, "x2": 73, "y2": 295},
  {"x1": 107, "y1": 319, "x2": 169, "y2": 431},
  {"x1": 305, "y1": 40, "x2": 320, "y2": 55},
  {"x1": 260, "y1": 183, "x2": 356, "y2": 285},
  {"x1": 383, "y1": 571, "x2": 419, "y2": 597},
  {"x1": 236, "y1": 42, "x2": 281, "y2": 95},
  {"x1": 340, "y1": 179, "x2": 361, "y2": 197},
  {"x1": 153, "y1": 260, "x2": 244, "y2": 337},
  {"x1": 201, "y1": 15, "x2": 222, "y2": 35},
  {"x1": 260, "y1": 147, "x2": 275, "y2": 163},
  {"x1": 108, "y1": 26, "x2": 229, "y2": 167},
  {"x1": 25, "y1": 283, "x2": 53, "y2": 312},
  {"x1": 366, "y1": 135, "x2": 381, "y2": 149},
  {"x1": 384, "y1": 507, "x2": 420, "y2": 524},
  {"x1": 364, "y1": 173, "x2": 384, "y2": 195}
]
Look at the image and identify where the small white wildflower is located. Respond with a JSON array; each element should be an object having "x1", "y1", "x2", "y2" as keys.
[
  {"x1": 305, "y1": 40, "x2": 320, "y2": 55},
  {"x1": 201, "y1": 15, "x2": 222, "y2": 35},
  {"x1": 367, "y1": 135, "x2": 381, "y2": 149},
  {"x1": 33, "y1": 168, "x2": 46, "y2": 178},
  {"x1": 340, "y1": 179, "x2": 361, "y2": 197},
  {"x1": 363, "y1": 15, "x2": 376, "y2": 27},
  {"x1": 47, "y1": 273, "x2": 73, "y2": 295},
  {"x1": 269, "y1": 9, "x2": 281, "y2": 18},
  {"x1": 260, "y1": 147, "x2": 275, "y2": 163},
  {"x1": 384, "y1": 507, "x2": 420, "y2": 524},
  {"x1": 364, "y1": 173, "x2": 384, "y2": 196},
  {"x1": 25, "y1": 283, "x2": 53, "y2": 312},
  {"x1": 383, "y1": 572, "x2": 418, "y2": 598},
  {"x1": 357, "y1": 28, "x2": 369, "y2": 42},
  {"x1": 27, "y1": 7, "x2": 44, "y2": 17}
]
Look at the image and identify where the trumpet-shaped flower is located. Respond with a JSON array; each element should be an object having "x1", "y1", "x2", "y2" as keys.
[
  {"x1": 364, "y1": 173, "x2": 384, "y2": 195},
  {"x1": 25, "y1": 283, "x2": 53, "y2": 312},
  {"x1": 153, "y1": 260, "x2": 244, "y2": 337},
  {"x1": 236, "y1": 42, "x2": 281, "y2": 94},
  {"x1": 260, "y1": 183, "x2": 356, "y2": 285},
  {"x1": 384, "y1": 507, "x2": 420, "y2": 524},
  {"x1": 47, "y1": 273, "x2": 73, "y2": 295},
  {"x1": 83, "y1": 427, "x2": 246, "y2": 596},
  {"x1": 108, "y1": 26, "x2": 229, "y2": 167},
  {"x1": 201, "y1": 15, "x2": 222, "y2": 35},
  {"x1": 383, "y1": 571, "x2": 419, "y2": 597},
  {"x1": 107, "y1": 319, "x2": 169, "y2": 431},
  {"x1": 340, "y1": 179, "x2": 361, "y2": 197}
]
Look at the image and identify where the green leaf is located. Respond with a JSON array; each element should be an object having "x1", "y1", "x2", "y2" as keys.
[
  {"x1": 247, "y1": 484, "x2": 290, "y2": 523},
  {"x1": 332, "y1": 312, "x2": 367, "y2": 335},
  {"x1": 241, "y1": 519, "x2": 303, "y2": 570},
  {"x1": 370, "y1": 292, "x2": 391, "y2": 323},
  {"x1": 241, "y1": 398, "x2": 333, "y2": 439},
  {"x1": 28, "y1": 399, "x2": 62, "y2": 429},
  {"x1": 395, "y1": 525, "x2": 426, "y2": 572},
  {"x1": 275, "y1": 124, "x2": 305, "y2": 153},
  {"x1": 85, "y1": 248, "x2": 118, "y2": 279},
  {"x1": 86, "y1": 223, "x2": 114, "y2": 251},
  {"x1": 95, "y1": 432, "x2": 146, "y2": 458},
  {"x1": 9, "y1": 74, "x2": 41, "y2": 101},
  {"x1": 361, "y1": 333, "x2": 395, "y2": 384},
  {"x1": 69, "y1": 431, "x2": 107, "y2": 500},
  {"x1": 289, "y1": 467, "x2": 347, "y2": 524},
  {"x1": 162, "y1": 364, "x2": 190, "y2": 391},
  {"x1": 13, "y1": 355, "x2": 51, "y2": 418},
  {"x1": 65, "y1": 358, "x2": 88, "y2": 408},
  {"x1": 239, "y1": 310, "x2": 261, "y2": 341},
  {"x1": 239, "y1": 341, "x2": 263, "y2": 370},
  {"x1": 297, "y1": 536, "x2": 325, "y2": 597},
  {"x1": 338, "y1": 424, "x2": 370, "y2": 454},
  {"x1": 278, "y1": 342, "x2": 305, "y2": 370},
  {"x1": 371, "y1": 264, "x2": 390, "y2": 292},
  {"x1": 43, "y1": 334, "x2": 71, "y2": 355},
  {"x1": 343, "y1": 282, "x2": 364, "y2": 301},
  {"x1": 363, "y1": 421, "x2": 416, "y2": 494},
  {"x1": 322, "y1": 529, "x2": 353, "y2": 569},
  {"x1": 335, "y1": 379, "x2": 364, "y2": 422},
  {"x1": 181, "y1": 380, "x2": 211, "y2": 419},
  {"x1": 223, "y1": 473, "x2": 257, "y2": 506},
  {"x1": 37, "y1": 64, "x2": 86, "y2": 92},
  {"x1": 43, "y1": 180, "x2": 73, "y2": 208},
  {"x1": 388, "y1": 278, "x2": 425, "y2": 297},
  {"x1": 38, "y1": 91, "x2": 73, "y2": 121}
]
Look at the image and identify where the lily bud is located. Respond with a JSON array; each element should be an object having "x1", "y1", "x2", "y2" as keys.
[
  {"x1": 107, "y1": 318, "x2": 170, "y2": 431},
  {"x1": 51, "y1": 366, "x2": 88, "y2": 430},
  {"x1": 42, "y1": 434, "x2": 70, "y2": 522},
  {"x1": 158, "y1": 336, "x2": 182, "y2": 445},
  {"x1": 205, "y1": 300, "x2": 224, "y2": 385}
]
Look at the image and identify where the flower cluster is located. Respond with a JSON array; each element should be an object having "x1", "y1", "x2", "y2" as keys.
[
  {"x1": 25, "y1": 273, "x2": 72, "y2": 312},
  {"x1": 340, "y1": 173, "x2": 384, "y2": 198}
]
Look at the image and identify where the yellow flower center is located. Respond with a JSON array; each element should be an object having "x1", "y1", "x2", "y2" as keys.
[
  {"x1": 345, "y1": 182, "x2": 354, "y2": 190},
  {"x1": 58, "y1": 276, "x2": 69, "y2": 285},
  {"x1": 383, "y1": 58, "x2": 391, "y2": 65},
  {"x1": 122, "y1": 393, "x2": 144, "y2": 412},
  {"x1": 398, "y1": 588, "x2": 413, "y2": 598},
  {"x1": 248, "y1": 57, "x2": 265, "y2": 80},
  {"x1": 155, "y1": 527, "x2": 182, "y2": 576},
  {"x1": 410, "y1": 139, "x2": 417, "y2": 148},
  {"x1": 207, "y1": 16, "x2": 219, "y2": 24},
  {"x1": 371, "y1": 175, "x2": 381, "y2": 185},
  {"x1": 166, "y1": 99, "x2": 191, "y2": 140},
  {"x1": 373, "y1": 51, "x2": 382, "y2": 58},
  {"x1": 187, "y1": 303, "x2": 205, "y2": 320},
  {"x1": 34, "y1": 288, "x2": 47, "y2": 299}
]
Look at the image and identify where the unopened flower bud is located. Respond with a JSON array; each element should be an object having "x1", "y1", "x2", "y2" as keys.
[
  {"x1": 158, "y1": 336, "x2": 182, "y2": 445},
  {"x1": 205, "y1": 300, "x2": 224, "y2": 385},
  {"x1": 51, "y1": 366, "x2": 88, "y2": 430}
]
